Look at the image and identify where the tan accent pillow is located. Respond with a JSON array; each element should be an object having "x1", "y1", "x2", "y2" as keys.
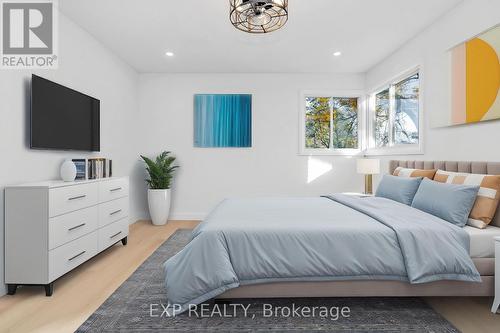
[
  {"x1": 433, "y1": 169, "x2": 500, "y2": 229},
  {"x1": 393, "y1": 167, "x2": 436, "y2": 179}
]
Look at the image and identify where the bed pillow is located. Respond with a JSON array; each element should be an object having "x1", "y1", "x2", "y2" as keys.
[
  {"x1": 434, "y1": 170, "x2": 500, "y2": 229},
  {"x1": 375, "y1": 175, "x2": 422, "y2": 205},
  {"x1": 393, "y1": 166, "x2": 436, "y2": 179},
  {"x1": 411, "y1": 178, "x2": 479, "y2": 227}
]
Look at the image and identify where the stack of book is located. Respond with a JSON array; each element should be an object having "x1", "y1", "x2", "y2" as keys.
[{"x1": 72, "y1": 158, "x2": 113, "y2": 180}]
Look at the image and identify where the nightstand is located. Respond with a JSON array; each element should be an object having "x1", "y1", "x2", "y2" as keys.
[{"x1": 492, "y1": 236, "x2": 500, "y2": 314}]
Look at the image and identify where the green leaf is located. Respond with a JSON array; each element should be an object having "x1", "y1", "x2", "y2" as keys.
[{"x1": 140, "y1": 152, "x2": 179, "y2": 189}]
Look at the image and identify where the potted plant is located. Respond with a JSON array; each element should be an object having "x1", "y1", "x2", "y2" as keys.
[{"x1": 141, "y1": 151, "x2": 179, "y2": 226}]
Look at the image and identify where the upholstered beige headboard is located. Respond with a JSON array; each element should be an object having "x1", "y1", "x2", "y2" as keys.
[
  {"x1": 389, "y1": 160, "x2": 500, "y2": 227},
  {"x1": 389, "y1": 160, "x2": 500, "y2": 175}
]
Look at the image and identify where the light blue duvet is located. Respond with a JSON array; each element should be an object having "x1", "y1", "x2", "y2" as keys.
[{"x1": 163, "y1": 195, "x2": 480, "y2": 313}]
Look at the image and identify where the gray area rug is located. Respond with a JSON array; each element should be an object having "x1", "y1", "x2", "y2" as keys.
[{"x1": 77, "y1": 229, "x2": 459, "y2": 332}]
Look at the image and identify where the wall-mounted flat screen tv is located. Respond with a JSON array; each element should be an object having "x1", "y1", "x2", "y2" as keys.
[{"x1": 31, "y1": 75, "x2": 100, "y2": 151}]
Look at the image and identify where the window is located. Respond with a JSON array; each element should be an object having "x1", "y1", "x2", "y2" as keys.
[
  {"x1": 394, "y1": 74, "x2": 419, "y2": 145},
  {"x1": 369, "y1": 70, "x2": 421, "y2": 154},
  {"x1": 301, "y1": 93, "x2": 361, "y2": 155},
  {"x1": 375, "y1": 89, "x2": 389, "y2": 147}
]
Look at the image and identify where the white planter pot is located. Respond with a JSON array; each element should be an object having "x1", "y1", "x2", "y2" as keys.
[{"x1": 148, "y1": 189, "x2": 171, "y2": 226}]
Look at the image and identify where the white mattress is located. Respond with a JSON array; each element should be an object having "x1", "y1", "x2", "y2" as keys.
[{"x1": 464, "y1": 225, "x2": 500, "y2": 258}]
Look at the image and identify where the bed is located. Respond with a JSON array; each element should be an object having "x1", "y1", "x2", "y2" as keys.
[{"x1": 163, "y1": 160, "x2": 500, "y2": 312}]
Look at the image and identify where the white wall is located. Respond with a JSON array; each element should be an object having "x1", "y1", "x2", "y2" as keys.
[
  {"x1": 137, "y1": 73, "x2": 366, "y2": 219},
  {"x1": 3, "y1": 0, "x2": 498, "y2": 298},
  {"x1": 0, "y1": 14, "x2": 140, "y2": 296},
  {"x1": 137, "y1": 0, "x2": 500, "y2": 221},
  {"x1": 366, "y1": 0, "x2": 500, "y2": 177}
]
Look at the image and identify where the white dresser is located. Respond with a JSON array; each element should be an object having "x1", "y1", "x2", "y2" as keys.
[{"x1": 5, "y1": 177, "x2": 129, "y2": 296}]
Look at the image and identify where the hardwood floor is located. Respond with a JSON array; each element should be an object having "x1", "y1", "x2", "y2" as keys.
[
  {"x1": 0, "y1": 220, "x2": 498, "y2": 333},
  {"x1": 426, "y1": 297, "x2": 500, "y2": 333},
  {"x1": 0, "y1": 220, "x2": 198, "y2": 333}
]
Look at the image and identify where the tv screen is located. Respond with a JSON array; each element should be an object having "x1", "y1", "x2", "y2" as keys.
[{"x1": 31, "y1": 75, "x2": 100, "y2": 151}]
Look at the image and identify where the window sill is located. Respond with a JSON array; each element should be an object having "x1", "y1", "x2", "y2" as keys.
[
  {"x1": 299, "y1": 149, "x2": 362, "y2": 156},
  {"x1": 364, "y1": 145, "x2": 423, "y2": 156}
]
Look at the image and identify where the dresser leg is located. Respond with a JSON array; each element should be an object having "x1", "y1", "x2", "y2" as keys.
[
  {"x1": 44, "y1": 283, "x2": 54, "y2": 296},
  {"x1": 7, "y1": 284, "x2": 17, "y2": 295},
  {"x1": 492, "y1": 298, "x2": 500, "y2": 314},
  {"x1": 121, "y1": 236, "x2": 128, "y2": 246}
]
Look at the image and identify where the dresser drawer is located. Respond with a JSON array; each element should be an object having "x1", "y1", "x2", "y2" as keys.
[
  {"x1": 99, "y1": 178, "x2": 129, "y2": 203},
  {"x1": 98, "y1": 218, "x2": 129, "y2": 252},
  {"x1": 48, "y1": 231, "x2": 98, "y2": 281},
  {"x1": 98, "y1": 197, "x2": 129, "y2": 227},
  {"x1": 48, "y1": 206, "x2": 99, "y2": 250},
  {"x1": 49, "y1": 183, "x2": 99, "y2": 217}
]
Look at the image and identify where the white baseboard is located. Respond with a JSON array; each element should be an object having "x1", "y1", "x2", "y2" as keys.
[
  {"x1": 130, "y1": 212, "x2": 206, "y2": 223},
  {"x1": 169, "y1": 213, "x2": 206, "y2": 221},
  {"x1": 131, "y1": 212, "x2": 149, "y2": 223}
]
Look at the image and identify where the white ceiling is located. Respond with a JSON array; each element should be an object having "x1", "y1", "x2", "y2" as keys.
[{"x1": 59, "y1": 0, "x2": 462, "y2": 73}]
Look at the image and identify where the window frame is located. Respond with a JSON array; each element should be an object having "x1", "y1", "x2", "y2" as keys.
[
  {"x1": 299, "y1": 90, "x2": 366, "y2": 156},
  {"x1": 366, "y1": 66, "x2": 424, "y2": 156}
]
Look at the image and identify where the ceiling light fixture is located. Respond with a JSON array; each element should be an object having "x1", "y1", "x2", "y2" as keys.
[
  {"x1": 229, "y1": 0, "x2": 288, "y2": 34},
  {"x1": 333, "y1": 51, "x2": 342, "y2": 57},
  {"x1": 165, "y1": 51, "x2": 174, "y2": 57}
]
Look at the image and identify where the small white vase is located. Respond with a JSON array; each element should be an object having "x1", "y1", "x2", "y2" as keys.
[
  {"x1": 148, "y1": 189, "x2": 171, "y2": 226},
  {"x1": 60, "y1": 159, "x2": 77, "y2": 182}
]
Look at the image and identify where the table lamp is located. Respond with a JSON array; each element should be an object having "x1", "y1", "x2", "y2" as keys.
[{"x1": 356, "y1": 158, "x2": 380, "y2": 194}]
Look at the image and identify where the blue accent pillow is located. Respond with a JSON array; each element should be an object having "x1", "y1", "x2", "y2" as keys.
[
  {"x1": 411, "y1": 178, "x2": 479, "y2": 227},
  {"x1": 375, "y1": 175, "x2": 422, "y2": 205}
]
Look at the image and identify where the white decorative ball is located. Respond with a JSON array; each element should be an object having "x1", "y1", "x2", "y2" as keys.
[{"x1": 60, "y1": 159, "x2": 77, "y2": 182}]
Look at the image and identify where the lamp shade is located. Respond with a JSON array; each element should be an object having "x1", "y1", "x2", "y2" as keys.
[{"x1": 356, "y1": 158, "x2": 380, "y2": 175}]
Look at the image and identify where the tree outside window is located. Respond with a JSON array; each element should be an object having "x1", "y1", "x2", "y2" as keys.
[
  {"x1": 371, "y1": 71, "x2": 420, "y2": 150},
  {"x1": 305, "y1": 96, "x2": 358, "y2": 151}
]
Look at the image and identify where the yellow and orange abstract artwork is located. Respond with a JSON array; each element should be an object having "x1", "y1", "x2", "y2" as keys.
[{"x1": 451, "y1": 25, "x2": 500, "y2": 125}]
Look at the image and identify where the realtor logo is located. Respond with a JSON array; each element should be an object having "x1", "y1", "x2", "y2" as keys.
[{"x1": 1, "y1": 0, "x2": 58, "y2": 68}]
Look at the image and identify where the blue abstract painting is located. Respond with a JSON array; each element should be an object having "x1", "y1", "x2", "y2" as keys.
[{"x1": 194, "y1": 94, "x2": 252, "y2": 147}]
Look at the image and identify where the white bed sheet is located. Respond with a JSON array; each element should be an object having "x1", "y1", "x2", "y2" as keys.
[{"x1": 464, "y1": 225, "x2": 500, "y2": 258}]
